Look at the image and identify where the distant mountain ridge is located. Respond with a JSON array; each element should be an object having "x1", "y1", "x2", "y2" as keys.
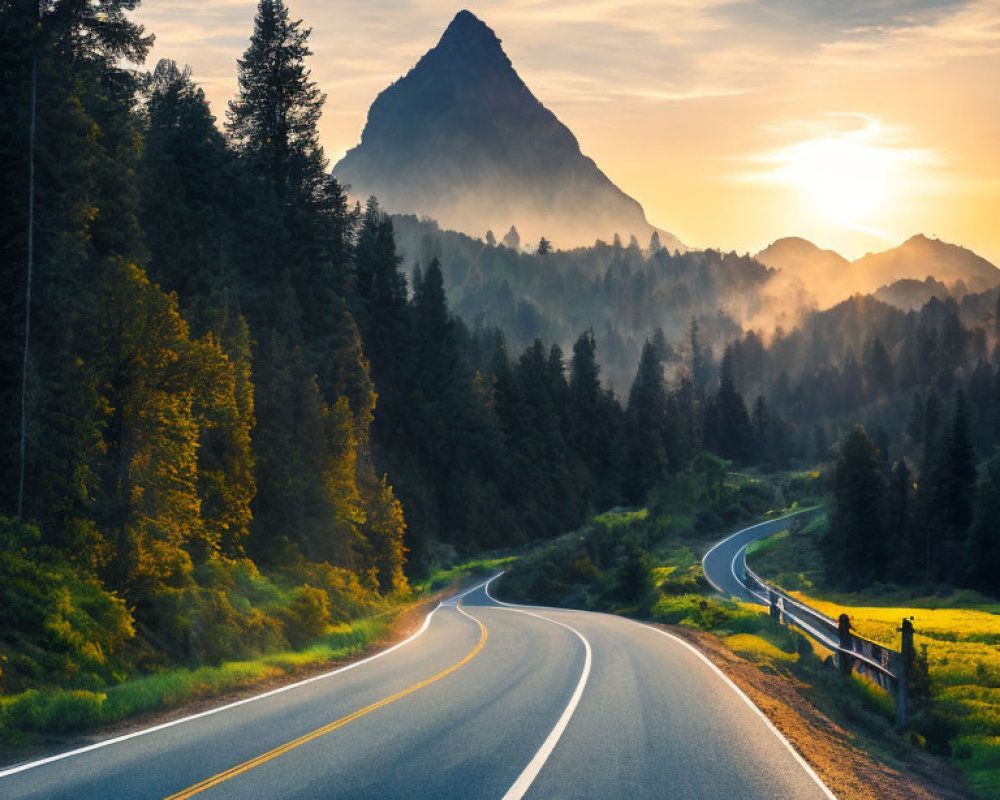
[
  {"x1": 755, "y1": 234, "x2": 1000, "y2": 309},
  {"x1": 334, "y1": 10, "x2": 682, "y2": 251},
  {"x1": 854, "y1": 234, "x2": 999, "y2": 294}
]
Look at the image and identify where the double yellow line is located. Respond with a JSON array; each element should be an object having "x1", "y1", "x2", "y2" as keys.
[{"x1": 165, "y1": 608, "x2": 487, "y2": 799}]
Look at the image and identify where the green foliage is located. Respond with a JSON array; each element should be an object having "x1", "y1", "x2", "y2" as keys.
[
  {"x1": 746, "y1": 515, "x2": 826, "y2": 592},
  {"x1": 823, "y1": 426, "x2": 888, "y2": 588},
  {"x1": 1, "y1": 689, "x2": 108, "y2": 735},
  {"x1": 0, "y1": 604, "x2": 393, "y2": 740},
  {"x1": 418, "y1": 556, "x2": 519, "y2": 593},
  {"x1": 951, "y1": 736, "x2": 1000, "y2": 798},
  {"x1": 276, "y1": 585, "x2": 331, "y2": 648},
  {"x1": 0, "y1": 518, "x2": 134, "y2": 694}
]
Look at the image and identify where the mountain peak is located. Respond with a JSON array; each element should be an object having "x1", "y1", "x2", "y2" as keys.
[
  {"x1": 333, "y1": 12, "x2": 684, "y2": 250},
  {"x1": 442, "y1": 10, "x2": 492, "y2": 40},
  {"x1": 431, "y1": 9, "x2": 508, "y2": 70}
]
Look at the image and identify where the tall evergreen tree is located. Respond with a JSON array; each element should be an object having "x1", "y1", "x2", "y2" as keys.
[
  {"x1": 624, "y1": 340, "x2": 669, "y2": 503},
  {"x1": 5, "y1": 0, "x2": 152, "y2": 532},
  {"x1": 140, "y1": 59, "x2": 235, "y2": 327},
  {"x1": 886, "y1": 459, "x2": 915, "y2": 581},
  {"x1": 226, "y1": 0, "x2": 348, "y2": 334},
  {"x1": 823, "y1": 426, "x2": 888, "y2": 589},
  {"x1": 567, "y1": 329, "x2": 618, "y2": 507},
  {"x1": 706, "y1": 346, "x2": 751, "y2": 463},
  {"x1": 966, "y1": 454, "x2": 1000, "y2": 592},
  {"x1": 226, "y1": 0, "x2": 325, "y2": 210}
]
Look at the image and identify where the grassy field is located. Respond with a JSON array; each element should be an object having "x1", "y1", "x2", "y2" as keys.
[
  {"x1": 748, "y1": 518, "x2": 1000, "y2": 798},
  {"x1": 0, "y1": 557, "x2": 512, "y2": 747}
]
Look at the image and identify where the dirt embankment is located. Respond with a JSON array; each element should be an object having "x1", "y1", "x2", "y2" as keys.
[{"x1": 666, "y1": 624, "x2": 971, "y2": 800}]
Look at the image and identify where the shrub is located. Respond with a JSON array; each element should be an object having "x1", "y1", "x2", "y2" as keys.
[
  {"x1": 0, "y1": 517, "x2": 134, "y2": 692},
  {"x1": 277, "y1": 585, "x2": 331, "y2": 648},
  {"x1": 2, "y1": 689, "x2": 107, "y2": 734}
]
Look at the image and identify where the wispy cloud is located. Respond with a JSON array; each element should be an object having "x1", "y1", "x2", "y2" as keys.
[
  {"x1": 733, "y1": 113, "x2": 945, "y2": 186},
  {"x1": 816, "y1": 0, "x2": 1000, "y2": 69}
]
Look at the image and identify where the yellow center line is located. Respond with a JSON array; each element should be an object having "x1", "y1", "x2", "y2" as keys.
[{"x1": 163, "y1": 607, "x2": 487, "y2": 800}]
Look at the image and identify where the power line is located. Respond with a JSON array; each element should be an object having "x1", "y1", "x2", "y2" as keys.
[{"x1": 19, "y1": 17, "x2": 38, "y2": 520}]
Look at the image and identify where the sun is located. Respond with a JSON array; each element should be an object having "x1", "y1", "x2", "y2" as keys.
[{"x1": 779, "y1": 133, "x2": 893, "y2": 227}]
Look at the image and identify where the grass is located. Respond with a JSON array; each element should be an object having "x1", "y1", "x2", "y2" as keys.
[
  {"x1": 748, "y1": 516, "x2": 1000, "y2": 797},
  {"x1": 0, "y1": 615, "x2": 388, "y2": 738},
  {"x1": 415, "y1": 555, "x2": 518, "y2": 593},
  {"x1": 723, "y1": 633, "x2": 799, "y2": 665},
  {"x1": 0, "y1": 558, "x2": 499, "y2": 744}
]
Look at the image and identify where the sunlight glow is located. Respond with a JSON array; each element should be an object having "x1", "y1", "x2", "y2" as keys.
[{"x1": 775, "y1": 126, "x2": 894, "y2": 226}]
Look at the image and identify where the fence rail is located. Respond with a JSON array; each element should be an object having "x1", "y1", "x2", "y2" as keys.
[{"x1": 738, "y1": 553, "x2": 912, "y2": 728}]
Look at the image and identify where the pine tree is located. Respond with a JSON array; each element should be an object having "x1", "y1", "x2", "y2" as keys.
[
  {"x1": 887, "y1": 459, "x2": 915, "y2": 581},
  {"x1": 3, "y1": 0, "x2": 152, "y2": 524},
  {"x1": 624, "y1": 340, "x2": 668, "y2": 503},
  {"x1": 502, "y1": 226, "x2": 520, "y2": 250},
  {"x1": 752, "y1": 395, "x2": 770, "y2": 464},
  {"x1": 226, "y1": 0, "x2": 348, "y2": 332},
  {"x1": 942, "y1": 389, "x2": 976, "y2": 552},
  {"x1": 823, "y1": 425, "x2": 888, "y2": 589},
  {"x1": 93, "y1": 263, "x2": 204, "y2": 599},
  {"x1": 140, "y1": 59, "x2": 235, "y2": 327},
  {"x1": 709, "y1": 346, "x2": 751, "y2": 463},
  {"x1": 226, "y1": 0, "x2": 326, "y2": 209},
  {"x1": 351, "y1": 197, "x2": 408, "y2": 393},
  {"x1": 188, "y1": 301, "x2": 256, "y2": 560},
  {"x1": 965, "y1": 454, "x2": 1000, "y2": 592},
  {"x1": 689, "y1": 318, "x2": 708, "y2": 400},
  {"x1": 568, "y1": 330, "x2": 618, "y2": 506},
  {"x1": 362, "y1": 474, "x2": 408, "y2": 594}
]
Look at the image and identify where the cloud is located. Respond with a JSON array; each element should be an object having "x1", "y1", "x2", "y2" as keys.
[
  {"x1": 816, "y1": 0, "x2": 1000, "y2": 69},
  {"x1": 732, "y1": 113, "x2": 946, "y2": 188}
]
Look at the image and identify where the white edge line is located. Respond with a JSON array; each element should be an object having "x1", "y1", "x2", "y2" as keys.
[
  {"x1": 701, "y1": 510, "x2": 814, "y2": 596},
  {"x1": 628, "y1": 619, "x2": 837, "y2": 800},
  {"x1": 0, "y1": 578, "x2": 491, "y2": 780},
  {"x1": 482, "y1": 575, "x2": 592, "y2": 800},
  {"x1": 486, "y1": 572, "x2": 836, "y2": 800},
  {"x1": 730, "y1": 544, "x2": 746, "y2": 590}
]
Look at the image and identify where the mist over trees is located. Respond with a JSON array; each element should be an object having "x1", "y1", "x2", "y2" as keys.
[{"x1": 391, "y1": 215, "x2": 768, "y2": 391}]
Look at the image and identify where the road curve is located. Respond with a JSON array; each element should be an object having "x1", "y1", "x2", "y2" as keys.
[
  {"x1": 702, "y1": 510, "x2": 819, "y2": 602},
  {"x1": 1, "y1": 576, "x2": 834, "y2": 799}
]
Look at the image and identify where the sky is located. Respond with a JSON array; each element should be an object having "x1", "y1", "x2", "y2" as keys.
[{"x1": 133, "y1": 1, "x2": 1000, "y2": 263}]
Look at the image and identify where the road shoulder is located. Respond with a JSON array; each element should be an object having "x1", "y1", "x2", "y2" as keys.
[{"x1": 662, "y1": 624, "x2": 970, "y2": 800}]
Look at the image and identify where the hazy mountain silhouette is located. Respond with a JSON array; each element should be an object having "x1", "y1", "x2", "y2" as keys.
[
  {"x1": 854, "y1": 235, "x2": 1000, "y2": 295},
  {"x1": 873, "y1": 277, "x2": 953, "y2": 310},
  {"x1": 756, "y1": 237, "x2": 849, "y2": 279},
  {"x1": 755, "y1": 234, "x2": 999, "y2": 310},
  {"x1": 333, "y1": 10, "x2": 683, "y2": 251}
]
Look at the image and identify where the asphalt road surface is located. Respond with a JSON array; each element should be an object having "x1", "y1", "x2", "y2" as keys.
[
  {"x1": 1, "y1": 577, "x2": 834, "y2": 799},
  {"x1": 701, "y1": 510, "x2": 819, "y2": 602}
]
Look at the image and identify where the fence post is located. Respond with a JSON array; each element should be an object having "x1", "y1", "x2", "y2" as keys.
[
  {"x1": 837, "y1": 613, "x2": 853, "y2": 675},
  {"x1": 896, "y1": 617, "x2": 913, "y2": 730}
]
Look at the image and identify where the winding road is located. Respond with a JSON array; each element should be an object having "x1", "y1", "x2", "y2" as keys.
[
  {"x1": 1, "y1": 576, "x2": 834, "y2": 799},
  {"x1": 701, "y1": 510, "x2": 819, "y2": 602}
]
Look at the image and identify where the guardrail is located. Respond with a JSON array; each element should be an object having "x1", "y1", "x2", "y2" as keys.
[{"x1": 738, "y1": 556, "x2": 913, "y2": 729}]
